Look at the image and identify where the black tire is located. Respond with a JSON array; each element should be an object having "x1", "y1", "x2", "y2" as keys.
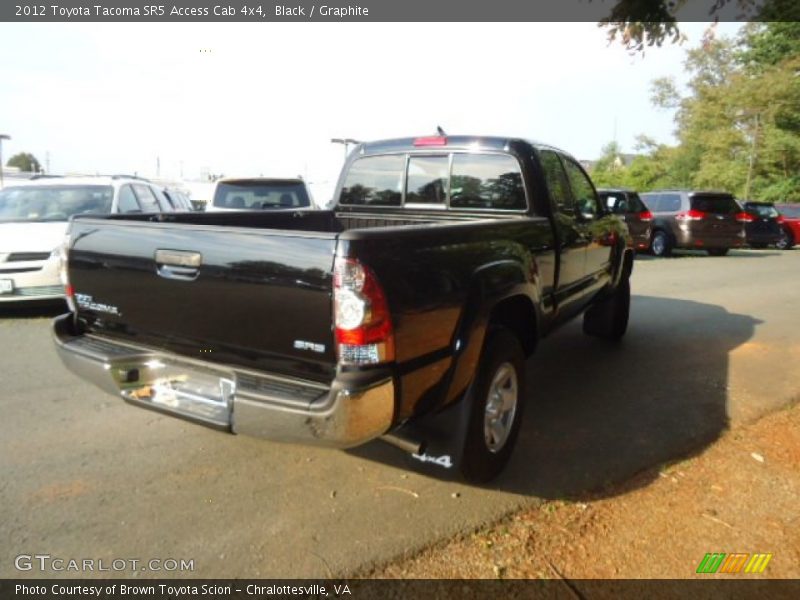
[
  {"x1": 460, "y1": 329, "x2": 526, "y2": 484},
  {"x1": 583, "y1": 276, "x2": 630, "y2": 340},
  {"x1": 708, "y1": 248, "x2": 729, "y2": 256},
  {"x1": 776, "y1": 230, "x2": 795, "y2": 250},
  {"x1": 650, "y1": 230, "x2": 672, "y2": 257}
]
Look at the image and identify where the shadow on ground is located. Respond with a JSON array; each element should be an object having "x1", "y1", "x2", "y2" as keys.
[{"x1": 351, "y1": 296, "x2": 760, "y2": 500}]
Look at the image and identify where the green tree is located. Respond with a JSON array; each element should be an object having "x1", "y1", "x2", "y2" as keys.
[
  {"x1": 593, "y1": 7, "x2": 800, "y2": 201},
  {"x1": 589, "y1": 141, "x2": 627, "y2": 187},
  {"x1": 599, "y1": 0, "x2": 798, "y2": 54},
  {"x1": 650, "y1": 24, "x2": 800, "y2": 200},
  {"x1": 7, "y1": 152, "x2": 42, "y2": 173}
]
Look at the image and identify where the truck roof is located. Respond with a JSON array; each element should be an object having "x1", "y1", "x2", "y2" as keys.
[
  {"x1": 358, "y1": 135, "x2": 567, "y2": 156},
  {"x1": 1, "y1": 176, "x2": 141, "y2": 188}
]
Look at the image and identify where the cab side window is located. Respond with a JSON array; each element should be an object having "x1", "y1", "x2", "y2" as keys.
[
  {"x1": 117, "y1": 185, "x2": 141, "y2": 213},
  {"x1": 562, "y1": 158, "x2": 599, "y2": 220},
  {"x1": 450, "y1": 153, "x2": 526, "y2": 210},
  {"x1": 539, "y1": 150, "x2": 574, "y2": 217}
]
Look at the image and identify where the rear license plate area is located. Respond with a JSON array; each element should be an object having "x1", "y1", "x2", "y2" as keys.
[{"x1": 111, "y1": 358, "x2": 234, "y2": 428}]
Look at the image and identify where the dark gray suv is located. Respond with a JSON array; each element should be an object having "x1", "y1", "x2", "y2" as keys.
[
  {"x1": 639, "y1": 190, "x2": 746, "y2": 257},
  {"x1": 597, "y1": 188, "x2": 652, "y2": 252}
]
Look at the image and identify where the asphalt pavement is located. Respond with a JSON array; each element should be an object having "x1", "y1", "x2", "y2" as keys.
[{"x1": 1, "y1": 249, "x2": 798, "y2": 578}]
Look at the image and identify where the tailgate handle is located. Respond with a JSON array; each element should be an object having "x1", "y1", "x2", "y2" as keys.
[{"x1": 155, "y1": 250, "x2": 201, "y2": 281}]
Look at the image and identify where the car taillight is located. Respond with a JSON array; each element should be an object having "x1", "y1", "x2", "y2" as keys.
[
  {"x1": 777, "y1": 215, "x2": 785, "y2": 224},
  {"x1": 638, "y1": 210, "x2": 653, "y2": 222},
  {"x1": 676, "y1": 209, "x2": 706, "y2": 221},
  {"x1": 58, "y1": 232, "x2": 76, "y2": 312},
  {"x1": 333, "y1": 257, "x2": 394, "y2": 365},
  {"x1": 413, "y1": 136, "x2": 447, "y2": 147},
  {"x1": 735, "y1": 211, "x2": 755, "y2": 223}
]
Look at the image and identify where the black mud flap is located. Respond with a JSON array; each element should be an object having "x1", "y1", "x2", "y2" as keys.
[{"x1": 387, "y1": 395, "x2": 474, "y2": 481}]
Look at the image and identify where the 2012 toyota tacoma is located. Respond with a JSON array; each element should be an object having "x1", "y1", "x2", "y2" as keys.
[{"x1": 53, "y1": 135, "x2": 633, "y2": 482}]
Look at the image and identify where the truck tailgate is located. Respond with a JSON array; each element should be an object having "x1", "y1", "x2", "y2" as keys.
[{"x1": 68, "y1": 219, "x2": 338, "y2": 382}]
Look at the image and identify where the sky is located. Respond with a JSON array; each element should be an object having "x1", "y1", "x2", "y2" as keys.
[{"x1": 0, "y1": 21, "x2": 743, "y2": 200}]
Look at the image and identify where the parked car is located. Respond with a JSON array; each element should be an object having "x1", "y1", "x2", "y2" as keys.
[
  {"x1": 639, "y1": 190, "x2": 747, "y2": 257},
  {"x1": 739, "y1": 201, "x2": 784, "y2": 248},
  {"x1": 775, "y1": 203, "x2": 800, "y2": 250},
  {"x1": 597, "y1": 188, "x2": 652, "y2": 252},
  {"x1": 53, "y1": 135, "x2": 633, "y2": 483},
  {"x1": 207, "y1": 177, "x2": 312, "y2": 211},
  {"x1": 161, "y1": 187, "x2": 196, "y2": 212},
  {"x1": 0, "y1": 176, "x2": 183, "y2": 303}
]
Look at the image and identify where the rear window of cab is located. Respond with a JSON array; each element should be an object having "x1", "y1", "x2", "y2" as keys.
[{"x1": 339, "y1": 153, "x2": 526, "y2": 211}]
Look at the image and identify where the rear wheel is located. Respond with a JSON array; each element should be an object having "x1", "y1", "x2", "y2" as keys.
[
  {"x1": 776, "y1": 230, "x2": 795, "y2": 250},
  {"x1": 460, "y1": 329, "x2": 526, "y2": 484},
  {"x1": 583, "y1": 276, "x2": 630, "y2": 341},
  {"x1": 708, "y1": 248, "x2": 729, "y2": 256},
  {"x1": 651, "y1": 230, "x2": 672, "y2": 257}
]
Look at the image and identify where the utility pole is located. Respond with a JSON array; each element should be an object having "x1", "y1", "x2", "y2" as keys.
[{"x1": 331, "y1": 138, "x2": 360, "y2": 161}]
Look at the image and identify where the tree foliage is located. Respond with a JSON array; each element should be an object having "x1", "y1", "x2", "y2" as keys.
[
  {"x1": 590, "y1": 22, "x2": 800, "y2": 202},
  {"x1": 6, "y1": 152, "x2": 42, "y2": 173},
  {"x1": 598, "y1": 0, "x2": 794, "y2": 54}
]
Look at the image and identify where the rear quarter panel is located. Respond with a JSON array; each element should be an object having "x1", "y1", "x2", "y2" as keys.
[{"x1": 341, "y1": 217, "x2": 555, "y2": 420}]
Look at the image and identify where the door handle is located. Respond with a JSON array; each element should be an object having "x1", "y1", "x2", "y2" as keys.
[
  {"x1": 155, "y1": 250, "x2": 201, "y2": 281},
  {"x1": 157, "y1": 264, "x2": 199, "y2": 280}
]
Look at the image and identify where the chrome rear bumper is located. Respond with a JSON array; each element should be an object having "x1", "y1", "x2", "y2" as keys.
[{"x1": 53, "y1": 314, "x2": 395, "y2": 448}]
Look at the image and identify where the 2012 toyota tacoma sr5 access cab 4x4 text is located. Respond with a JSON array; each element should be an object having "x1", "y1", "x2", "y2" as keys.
[{"x1": 53, "y1": 135, "x2": 633, "y2": 483}]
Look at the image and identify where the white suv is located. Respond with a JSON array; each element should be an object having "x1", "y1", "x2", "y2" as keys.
[{"x1": 0, "y1": 175, "x2": 185, "y2": 303}]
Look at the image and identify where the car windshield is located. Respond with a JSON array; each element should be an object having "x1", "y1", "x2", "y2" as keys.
[
  {"x1": 0, "y1": 185, "x2": 114, "y2": 222},
  {"x1": 212, "y1": 181, "x2": 310, "y2": 209},
  {"x1": 745, "y1": 203, "x2": 779, "y2": 218},
  {"x1": 778, "y1": 205, "x2": 800, "y2": 218}
]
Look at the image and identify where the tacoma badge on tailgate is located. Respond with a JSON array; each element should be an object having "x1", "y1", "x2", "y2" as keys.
[{"x1": 74, "y1": 293, "x2": 121, "y2": 316}]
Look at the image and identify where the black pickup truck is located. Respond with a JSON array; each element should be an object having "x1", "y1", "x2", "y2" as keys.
[{"x1": 53, "y1": 135, "x2": 633, "y2": 482}]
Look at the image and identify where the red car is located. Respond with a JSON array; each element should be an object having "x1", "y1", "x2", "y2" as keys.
[{"x1": 775, "y1": 204, "x2": 800, "y2": 250}]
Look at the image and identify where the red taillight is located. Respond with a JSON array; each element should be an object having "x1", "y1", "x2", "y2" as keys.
[
  {"x1": 676, "y1": 209, "x2": 706, "y2": 222},
  {"x1": 59, "y1": 232, "x2": 77, "y2": 312},
  {"x1": 413, "y1": 136, "x2": 447, "y2": 147},
  {"x1": 777, "y1": 215, "x2": 785, "y2": 224},
  {"x1": 333, "y1": 257, "x2": 395, "y2": 365},
  {"x1": 736, "y1": 211, "x2": 755, "y2": 223},
  {"x1": 638, "y1": 210, "x2": 653, "y2": 222}
]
